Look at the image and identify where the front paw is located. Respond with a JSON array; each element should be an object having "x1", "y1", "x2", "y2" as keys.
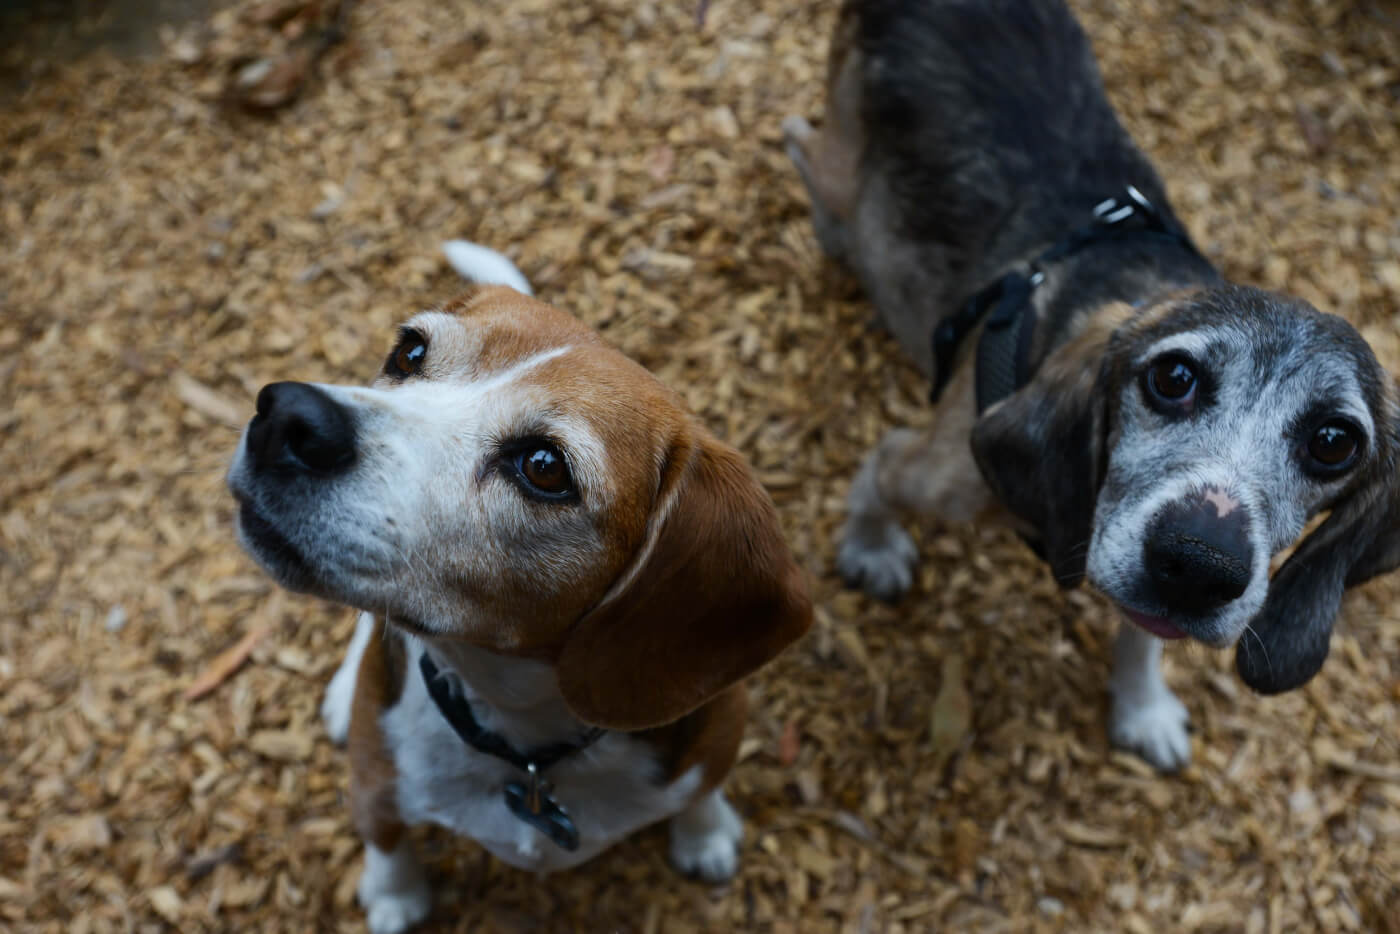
[
  {"x1": 357, "y1": 844, "x2": 432, "y2": 934},
  {"x1": 837, "y1": 518, "x2": 919, "y2": 603},
  {"x1": 670, "y1": 791, "x2": 743, "y2": 883},
  {"x1": 362, "y1": 890, "x2": 432, "y2": 934},
  {"x1": 1109, "y1": 689, "x2": 1191, "y2": 772}
]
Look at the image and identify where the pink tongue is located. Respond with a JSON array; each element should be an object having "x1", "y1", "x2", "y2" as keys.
[{"x1": 1124, "y1": 609, "x2": 1188, "y2": 640}]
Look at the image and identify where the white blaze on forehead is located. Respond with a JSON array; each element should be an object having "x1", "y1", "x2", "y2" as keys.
[
  {"x1": 333, "y1": 344, "x2": 576, "y2": 412},
  {"x1": 1204, "y1": 486, "x2": 1240, "y2": 518},
  {"x1": 315, "y1": 343, "x2": 616, "y2": 505}
]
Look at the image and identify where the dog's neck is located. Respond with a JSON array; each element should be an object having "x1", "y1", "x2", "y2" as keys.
[
  {"x1": 1025, "y1": 227, "x2": 1221, "y2": 369},
  {"x1": 416, "y1": 634, "x2": 590, "y2": 750}
]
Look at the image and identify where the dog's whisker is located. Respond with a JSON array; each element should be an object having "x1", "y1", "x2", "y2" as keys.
[{"x1": 1241, "y1": 621, "x2": 1272, "y2": 678}]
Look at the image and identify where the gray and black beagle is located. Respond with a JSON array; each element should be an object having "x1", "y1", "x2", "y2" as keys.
[{"x1": 784, "y1": 0, "x2": 1400, "y2": 770}]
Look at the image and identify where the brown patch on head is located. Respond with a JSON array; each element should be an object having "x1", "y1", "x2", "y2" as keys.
[
  {"x1": 381, "y1": 287, "x2": 610, "y2": 386},
  {"x1": 354, "y1": 287, "x2": 812, "y2": 728}
]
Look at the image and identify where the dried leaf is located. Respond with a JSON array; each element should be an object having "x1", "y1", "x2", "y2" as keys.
[
  {"x1": 777, "y1": 719, "x2": 800, "y2": 767},
  {"x1": 172, "y1": 371, "x2": 248, "y2": 428},
  {"x1": 248, "y1": 729, "x2": 313, "y2": 762},
  {"x1": 148, "y1": 886, "x2": 184, "y2": 924},
  {"x1": 928, "y1": 653, "x2": 971, "y2": 775},
  {"x1": 185, "y1": 624, "x2": 274, "y2": 701},
  {"x1": 228, "y1": 43, "x2": 319, "y2": 111},
  {"x1": 1061, "y1": 821, "x2": 1128, "y2": 848},
  {"x1": 51, "y1": 815, "x2": 113, "y2": 852}
]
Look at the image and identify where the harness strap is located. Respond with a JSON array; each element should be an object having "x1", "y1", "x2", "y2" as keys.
[{"x1": 930, "y1": 186, "x2": 1202, "y2": 411}]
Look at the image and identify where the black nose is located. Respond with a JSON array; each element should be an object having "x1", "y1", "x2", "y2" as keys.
[
  {"x1": 1143, "y1": 493, "x2": 1253, "y2": 615},
  {"x1": 246, "y1": 381, "x2": 356, "y2": 474}
]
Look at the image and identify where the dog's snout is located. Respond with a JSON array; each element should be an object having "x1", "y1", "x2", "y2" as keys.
[
  {"x1": 1143, "y1": 493, "x2": 1253, "y2": 614},
  {"x1": 247, "y1": 381, "x2": 356, "y2": 474}
]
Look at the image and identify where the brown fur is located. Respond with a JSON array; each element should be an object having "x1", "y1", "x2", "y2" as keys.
[
  {"x1": 642, "y1": 684, "x2": 749, "y2": 795},
  {"x1": 340, "y1": 286, "x2": 813, "y2": 851},
  {"x1": 557, "y1": 434, "x2": 812, "y2": 731}
]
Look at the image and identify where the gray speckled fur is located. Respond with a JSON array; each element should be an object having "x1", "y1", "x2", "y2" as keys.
[{"x1": 788, "y1": 0, "x2": 1400, "y2": 700}]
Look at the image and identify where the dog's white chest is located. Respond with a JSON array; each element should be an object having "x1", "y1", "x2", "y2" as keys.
[{"x1": 381, "y1": 669, "x2": 701, "y2": 873}]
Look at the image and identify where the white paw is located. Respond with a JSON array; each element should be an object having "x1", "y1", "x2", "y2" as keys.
[
  {"x1": 1109, "y1": 689, "x2": 1191, "y2": 772},
  {"x1": 362, "y1": 889, "x2": 432, "y2": 934},
  {"x1": 357, "y1": 844, "x2": 432, "y2": 934},
  {"x1": 836, "y1": 519, "x2": 919, "y2": 603},
  {"x1": 670, "y1": 791, "x2": 744, "y2": 883}
]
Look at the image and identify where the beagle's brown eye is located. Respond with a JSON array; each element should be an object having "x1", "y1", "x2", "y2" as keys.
[
  {"x1": 1148, "y1": 357, "x2": 1195, "y2": 400},
  {"x1": 387, "y1": 330, "x2": 427, "y2": 378},
  {"x1": 1307, "y1": 421, "x2": 1359, "y2": 470},
  {"x1": 515, "y1": 444, "x2": 574, "y2": 498}
]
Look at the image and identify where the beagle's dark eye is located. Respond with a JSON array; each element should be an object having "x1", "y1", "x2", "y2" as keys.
[
  {"x1": 1144, "y1": 355, "x2": 1197, "y2": 411},
  {"x1": 513, "y1": 444, "x2": 575, "y2": 499},
  {"x1": 1306, "y1": 420, "x2": 1360, "y2": 472},
  {"x1": 386, "y1": 329, "x2": 427, "y2": 378}
]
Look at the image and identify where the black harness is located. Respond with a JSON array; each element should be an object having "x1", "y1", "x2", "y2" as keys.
[
  {"x1": 930, "y1": 186, "x2": 1201, "y2": 411},
  {"x1": 418, "y1": 652, "x2": 606, "y2": 851}
]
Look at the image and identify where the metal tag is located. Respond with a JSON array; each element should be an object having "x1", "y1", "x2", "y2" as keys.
[{"x1": 503, "y1": 765, "x2": 580, "y2": 851}]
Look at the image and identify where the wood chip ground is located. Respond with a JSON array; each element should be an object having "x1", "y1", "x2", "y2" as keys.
[{"x1": 1, "y1": 0, "x2": 1397, "y2": 931}]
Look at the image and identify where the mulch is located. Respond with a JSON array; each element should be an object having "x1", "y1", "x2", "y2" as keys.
[{"x1": 1, "y1": 0, "x2": 1397, "y2": 931}]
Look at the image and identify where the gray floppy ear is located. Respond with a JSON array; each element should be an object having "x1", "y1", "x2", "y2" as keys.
[
  {"x1": 970, "y1": 325, "x2": 1119, "y2": 587},
  {"x1": 1237, "y1": 438, "x2": 1400, "y2": 694}
]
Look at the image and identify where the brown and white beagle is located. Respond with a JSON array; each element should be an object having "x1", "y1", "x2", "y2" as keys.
[
  {"x1": 227, "y1": 250, "x2": 811, "y2": 933},
  {"x1": 784, "y1": 0, "x2": 1400, "y2": 771}
]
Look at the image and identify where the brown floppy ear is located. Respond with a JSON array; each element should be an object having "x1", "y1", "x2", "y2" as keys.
[
  {"x1": 1237, "y1": 397, "x2": 1400, "y2": 694},
  {"x1": 970, "y1": 311, "x2": 1127, "y2": 586},
  {"x1": 556, "y1": 434, "x2": 813, "y2": 731}
]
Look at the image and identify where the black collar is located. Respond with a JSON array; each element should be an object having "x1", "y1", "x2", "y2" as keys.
[
  {"x1": 418, "y1": 652, "x2": 605, "y2": 773},
  {"x1": 417, "y1": 652, "x2": 605, "y2": 851},
  {"x1": 930, "y1": 186, "x2": 1202, "y2": 411}
]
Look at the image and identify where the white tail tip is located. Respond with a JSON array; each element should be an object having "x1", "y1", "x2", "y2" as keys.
[{"x1": 441, "y1": 240, "x2": 533, "y2": 296}]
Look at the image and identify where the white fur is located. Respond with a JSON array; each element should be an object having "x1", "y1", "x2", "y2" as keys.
[
  {"x1": 1108, "y1": 622, "x2": 1191, "y2": 770},
  {"x1": 318, "y1": 624, "x2": 724, "y2": 932},
  {"x1": 377, "y1": 634, "x2": 706, "y2": 874},
  {"x1": 441, "y1": 240, "x2": 533, "y2": 295},
  {"x1": 668, "y1": 787, "x2": 744, "y2": 882},
  {"x1": 228, "y1": 338, "x2": 612, "y2": 648},
  {"x1": 321, "y1": 611, "x2": 374, "y2": 744},
  {"x1": 357, "y1": 841, "x2": 432, "y2": 934}
]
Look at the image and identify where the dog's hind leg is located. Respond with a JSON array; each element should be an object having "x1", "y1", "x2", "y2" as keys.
[
  {"x1": 782, "y1": 116, "x2": 855, "y2": 263},
  {"x1": 783, "y1": 39, "x2": 864, "y2": 263},
  {"x1": 1108, "y1": 622, "x2": 1192, "y2": 771},
  {"x1": 839, "y1": 367, "x2": 995, "y2": 602}
]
